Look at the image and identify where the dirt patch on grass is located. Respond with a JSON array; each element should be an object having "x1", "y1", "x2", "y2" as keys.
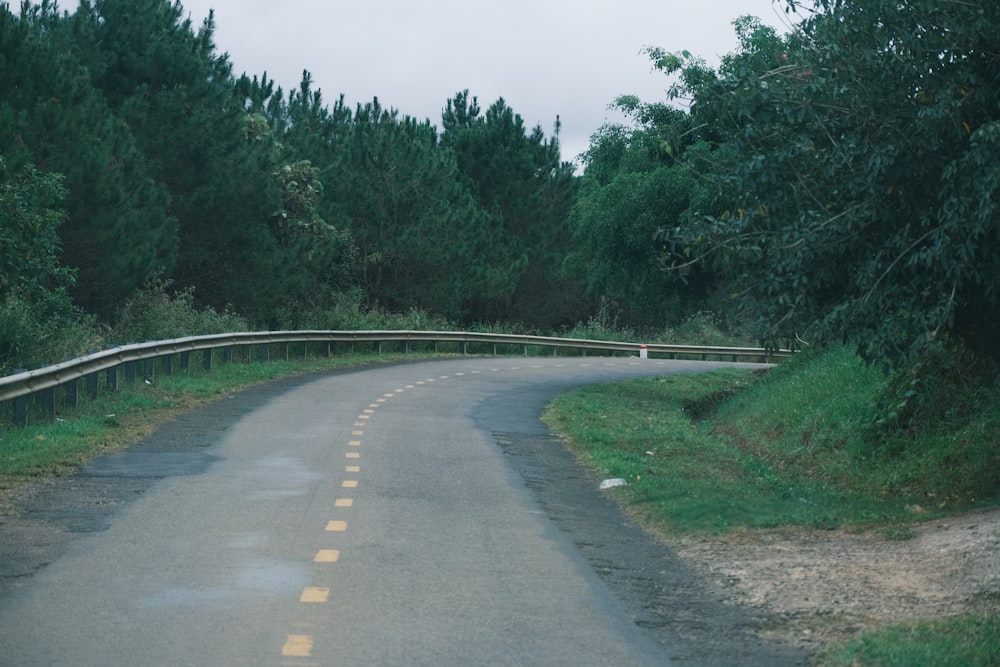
[{"x1": 673, "y1": 509, "x2": 1000, "y2": 650}]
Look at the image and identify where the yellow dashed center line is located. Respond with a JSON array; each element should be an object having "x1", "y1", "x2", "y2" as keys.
[
  {"x1": 288, "y1": 369, "x2": 506, "y2": 659},
  {"x1": 282, "y1": 635, "x2": 313, "y2": 657}
]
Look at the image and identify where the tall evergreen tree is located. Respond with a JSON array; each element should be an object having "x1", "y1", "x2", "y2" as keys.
[
  {"x1": 68, "y1": 0, "x2": 351, "y2": 321},
  {"x1": 1, "y1": 2, "x2": 175, "y2": 316},
  {"x1": 442, "y1": 91, "x2": 583, "y2": 326}
]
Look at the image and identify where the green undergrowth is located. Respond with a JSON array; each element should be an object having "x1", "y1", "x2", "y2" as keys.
[{"x1": 544, "y1": 344, "x2": 1000, "y2": 536}]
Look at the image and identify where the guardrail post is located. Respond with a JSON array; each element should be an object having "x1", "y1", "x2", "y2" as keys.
[
  {"x1": 180, "y1": 351, "x2": 190, "y2": 373},
  {"x1": 124, "y1": 361, "x2": 136, "y2": 385},
  {"x1": 259, "y1": 344, "x2": 270, "y2": 362},
  {"x1": 87, "y1": 372, "x2": 99, "y2": 400},
  {"x1": 107, "y1": 365, "x2": 118, "y2": 392},
  {"x1": 143, "y1": 358, "x2": 154, "y2": 382},
  {"x1": 202, "y1": 349, "x2": 212, "y2": 371},
  {"x1": 12, "y1": 368, "x2": 27, "y2": 427},
  {"x1": 163, "y1": 354, "x2": 173, "y2": 376},
  {"x1": 41, "y1": 387, "x2": 55, "y2": 420},
  {"x1": 222, "y1": 347, "x2": 232, "y2": 364},
  {"x1": 65, "y1": 378, "x2": 78, "y2": 409}
]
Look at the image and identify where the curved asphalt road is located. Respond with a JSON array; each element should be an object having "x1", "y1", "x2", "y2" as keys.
[{"x1": 0, "y1": 356, "x2": 809, "y2": 666}]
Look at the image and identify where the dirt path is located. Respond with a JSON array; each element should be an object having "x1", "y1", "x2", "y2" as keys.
[{"x1": 673, "y1": 509, "x2": 1000, "y2": 650}]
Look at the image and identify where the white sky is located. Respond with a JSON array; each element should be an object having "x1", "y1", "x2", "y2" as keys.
[{"x1": 176, "y1": 1, "x2": 794, "y2": 168}]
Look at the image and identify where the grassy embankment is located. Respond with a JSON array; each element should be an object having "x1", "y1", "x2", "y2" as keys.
[{"x1": 543, "y1": 345, "x2": 999, "y2": 666}]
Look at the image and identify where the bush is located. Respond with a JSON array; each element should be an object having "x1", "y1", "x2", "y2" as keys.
[
  {"x1": 287, "y1": 292, "x2": 453, "y2": 332},
  {"x1": 0, "y1": 292, "x2": 103, "y2": 374},
  {"x1": 112, "y1": 280, "x2": 248, "y2": 343}
]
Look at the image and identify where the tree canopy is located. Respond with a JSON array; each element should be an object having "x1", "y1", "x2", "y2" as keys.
[
  {"x1": 3, "y1": 0, "x2": 999, "y2": 400},
  {"x1": 652, "y1": 2, "x2": 1000, "y2": 373}
]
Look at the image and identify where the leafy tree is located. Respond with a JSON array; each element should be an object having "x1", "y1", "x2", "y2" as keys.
[
  {"x1": 655, "y1": 3, "x2": 1000, "y2": 377},
  {"x1": 0, "y1": 152, "x2": 73, "y2": 314},
  {"x1": 569, "y1": 98, "x2": 725, "y2": 328}
]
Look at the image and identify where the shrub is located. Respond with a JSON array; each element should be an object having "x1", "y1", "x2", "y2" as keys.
[
  {"x1": 0, "y1": 292, "x2": 103, "y2": 374},
  {"x1": 112, "y1": 280, "x2": 248, "y2": 343}
]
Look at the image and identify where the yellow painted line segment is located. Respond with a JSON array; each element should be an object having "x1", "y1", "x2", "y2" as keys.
[
  {"x1": 342, "y1": 480, "x2": 358, "y2": 488},
  {"x1": 346, "y1": 452, "x2": 360, "y2": 459},
  {"x1": 326, "y1": 520, "x2": 348, "y2": 532},
  {"x1": 315, "y1": 549, "x2": 341, "y2": 562},
  {"x1": 300, "y1": 587, "x2": 330, "y2": 603},
  {"x1": 282, "y1": 635, "x2": 313, "y2": 657},
  {"x1": 335, "y1": 498, "x2": 354, "y2": 507},
  {"x1": 346, "y1": 465, "x2": 360, "y2": 473}
]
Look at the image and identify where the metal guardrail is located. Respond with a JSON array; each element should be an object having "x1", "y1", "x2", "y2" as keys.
[{"x1": 1, "y1": 330, "x2": 793, "y2": 425}]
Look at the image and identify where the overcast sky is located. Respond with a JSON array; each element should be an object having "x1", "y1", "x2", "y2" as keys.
[{"x1": 176, "y1": 1, "x2": 793, "y2": 168}]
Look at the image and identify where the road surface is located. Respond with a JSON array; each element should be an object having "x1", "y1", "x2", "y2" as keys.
[{"x1": 0, "y1": 356, "x2": 809, "y2": 665}]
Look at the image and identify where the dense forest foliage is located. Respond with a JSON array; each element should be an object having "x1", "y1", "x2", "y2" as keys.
[{"x1": 2, "y1": 0, "x2": 998, "y2": 420}]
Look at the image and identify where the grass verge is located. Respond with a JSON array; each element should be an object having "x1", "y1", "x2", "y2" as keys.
[
  {"x1": 814, "y1": 613, "x2": 1000, "y2": 667},
  {"x1": 543, "y1": 344, "x2": 1000, "y2": 663}
]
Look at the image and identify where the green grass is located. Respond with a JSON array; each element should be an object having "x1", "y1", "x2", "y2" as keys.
[
  {"x1": 545, "y1": 345, "x2": 999, "y2": 536},
  {"x1": 543, "y1": 344, "x2": 1000, "y2": 663},
  {"x1": 815, "y1": 613, "x2": 1000, "y2": 666}
]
